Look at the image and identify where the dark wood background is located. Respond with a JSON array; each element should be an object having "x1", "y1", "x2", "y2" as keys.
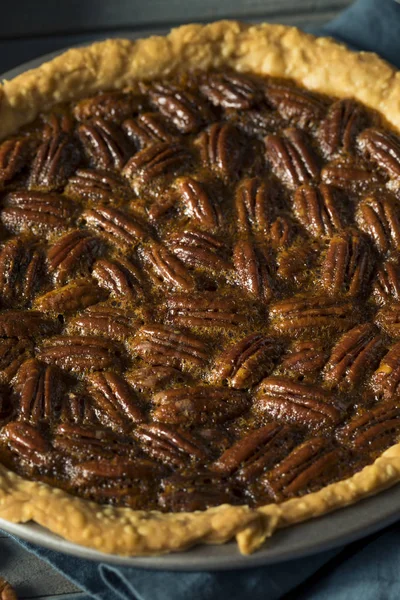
[{"x1": 0, "y1": 1, "x2": 351, "y2": 598}]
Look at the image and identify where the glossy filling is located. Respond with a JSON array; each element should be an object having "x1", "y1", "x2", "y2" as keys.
[{"x1": 0, "y1": 70, "x2": 400, "y2": 511}]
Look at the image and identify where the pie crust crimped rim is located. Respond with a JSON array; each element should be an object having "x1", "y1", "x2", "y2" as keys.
[{"x1": 1, "y1": 20, "x2": 400, "y2": 556}]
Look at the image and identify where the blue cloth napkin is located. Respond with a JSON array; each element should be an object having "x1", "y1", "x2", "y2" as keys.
[
  {"x1": 11, "y1": 520, "x2": 400, "y2": 600},
  {"x1": 5, "y1": 1, "x2": 400, "y2": 598}
]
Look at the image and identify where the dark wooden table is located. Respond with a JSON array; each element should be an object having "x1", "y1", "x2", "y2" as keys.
[{"x1": 0, "y1": 1, "x2": 350, "y2": 598}]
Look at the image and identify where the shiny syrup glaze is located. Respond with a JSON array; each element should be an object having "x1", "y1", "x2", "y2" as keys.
[{"x1": 0, "y1": 70, "x2": 399, "y2": 512}]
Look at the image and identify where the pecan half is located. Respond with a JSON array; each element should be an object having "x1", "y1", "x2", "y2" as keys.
[
  {"x1": 256, "y1": 376, "x2": 343, "y2": 428},
  {"x1": 82, "y1": 206, "x2": 148, "y2": 248},
  {"x1": 66, "y1": 168, "x2": 132, "y2": 205},
  {"x1": 3, "y1": 420, "x2": 50, "y2": 465},
  {"x1": 38, "y1": 336, "x2": 122, "y2": 372},
  {"x1": 178, "y1": 177, "x2": 221, "y2": 230},
  {"x1": 1, "y1": 190, "x2": 76, "y2": 234},
  {"x1": 270, "y1": 295, "x2": 357, "y2": 333},
  {"x1": 167, "y1": 229, "x2": 231, "y2": 273},
  {"x1": 0, "y1": 310, "x2": 57, "y2": 338},
  {"x1": 358, "y1": 128, "x2": 400, "y2": 180},
  {"x1": 142, "y1": 242, "x2": 195, "y2": 291},
  {"x1": 52, "y1": 422, "x2": 125, "y2": 457},
  {"x1": 293, "y1": 183, "x2": 343, "y2": 237},
  {"x1": 122, "y1": 112, "x2": 174, "y2": 147},
  {"x1": 134, "y1": 423, "x2": 209, "y2": 467},
  {"x1": 318, "y1": 99, "x2": 370, "y2": 157},
  {"x1": 196, "y1": 123, "x2": 247, "y2": 180},
  {"x1": 68, "y1": 304, "x2": 140, "y2": 340},
  {"x1": 167, "y1": 292, "x2": 247, "y2": 328},
  {"x1": 200, "y1": 71, "x2": 262, "y2": 109},
  {"x1": 356, "y1": 193, "x2": 400, "y2": 253},
  {"x1": 87, "y1": 371, "x2": 144, "y2": 429},
  {"x1": 28, "y1": 131, "x2": 81, "y2": 191},
  {"x1": 321, "y1": 158, "x2": 382, "y2": 192},
  {"x1": 372, "y1": 343, "x2": 400, "y2": 399},
  {"x1": 73, "y1": 91, "x2": 143, "y2": 123},
  {"x1": 321, "y1": 231, "x2": 373, "y2": 297},
  {"x1": 92, "y1": 257, "x2": 145, "y2": 303},
  {"x1": 233, "y1": 240, "x2": 274, "y2": 302},
  {"x1": 0, "y1": 136, "x2": 34, "y2": 185},
  {"x1": 375, "y1": 304, "x2": 400, "y2": 338},
  {"x1": 132, "y1": 324, "x2": 208, "y2": 368},
  {"x1": 78, "y1": 118, "x2": 132, "y2": 170},
  {"x1": 235, "y1": 177, "x2": 277, "y2": 236},
  {"x1": 15, "y1": 359, "x2": 66, "y2": 425},
  {"x1": 34, "y1": 278, "x2": 108, "y2": 314},
  {"x1": 212, "y1": 334, "x2": 282, "y2": 389},
  {"x1": 324, "y1": 324, "x2": 385, "y2": 389},
  {"x1": 148, "y1": 83, "x2": 215, "y2": 134},
  {"x1": 264, "y1": 437, "x2": 346, "y2": 500},
  {"x1": 373, "y1": 258, "x2": 400, "y2": 305},
  {"x1": 264, "y1": 83, "x2": 326, "y2": 129},
  {"x1": 47, "y1": 229, "x2": 102, "y2": 285},
  {"x1": 0, "y1": 338, "x2": 33, "y2": 384},
  {"x1": 123, "y1": 142, "x2": 191, "y2": 191},
  {"x1": 152, "y1": 386, "x2": 249, "y2": 425},
  {"x1": 338, "y1": 400, "x2": 400, "y2": 450},
  {"x1": 265, "y1": 128, "x2": 320, "y2": 188},
  {"x1": 0, "y1": 239, "x2": 44, "y2": 307},
  {"x1": 211, "y1": 423, "x2": 297, "y2": 481}
]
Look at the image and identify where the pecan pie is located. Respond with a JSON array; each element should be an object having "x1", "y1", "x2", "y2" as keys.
[{"x1": 1, "y1": 21, "x2": 400, "y2": 557}]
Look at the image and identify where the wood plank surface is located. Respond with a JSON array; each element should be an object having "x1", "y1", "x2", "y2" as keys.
[{"x1": 0, "y1": 1, "x2": 347, "y2": 598}]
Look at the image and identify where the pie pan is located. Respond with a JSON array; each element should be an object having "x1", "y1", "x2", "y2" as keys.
[
  {"x1": 0, "y1": 38, "x2": 400, "y2": 569},
  {"x1": 1, "y1": 482, "x2": 400, "y2": 569}
]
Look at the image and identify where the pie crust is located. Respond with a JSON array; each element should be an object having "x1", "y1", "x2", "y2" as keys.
[{"x1": 1, "y1": 20, "x2": 400, "y2": 557}]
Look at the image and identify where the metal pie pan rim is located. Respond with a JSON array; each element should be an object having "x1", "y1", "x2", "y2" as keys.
[{"x1": 0, "y1": 43, "x2": 400, "y2": 570}]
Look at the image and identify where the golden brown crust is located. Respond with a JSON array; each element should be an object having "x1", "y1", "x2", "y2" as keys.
[
  {"x1": 0, "y1": 464, "x2": 277, "y2": 555},
  {"x1": 1, "y1": 19, "x2": 400, "y2": 557}
]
